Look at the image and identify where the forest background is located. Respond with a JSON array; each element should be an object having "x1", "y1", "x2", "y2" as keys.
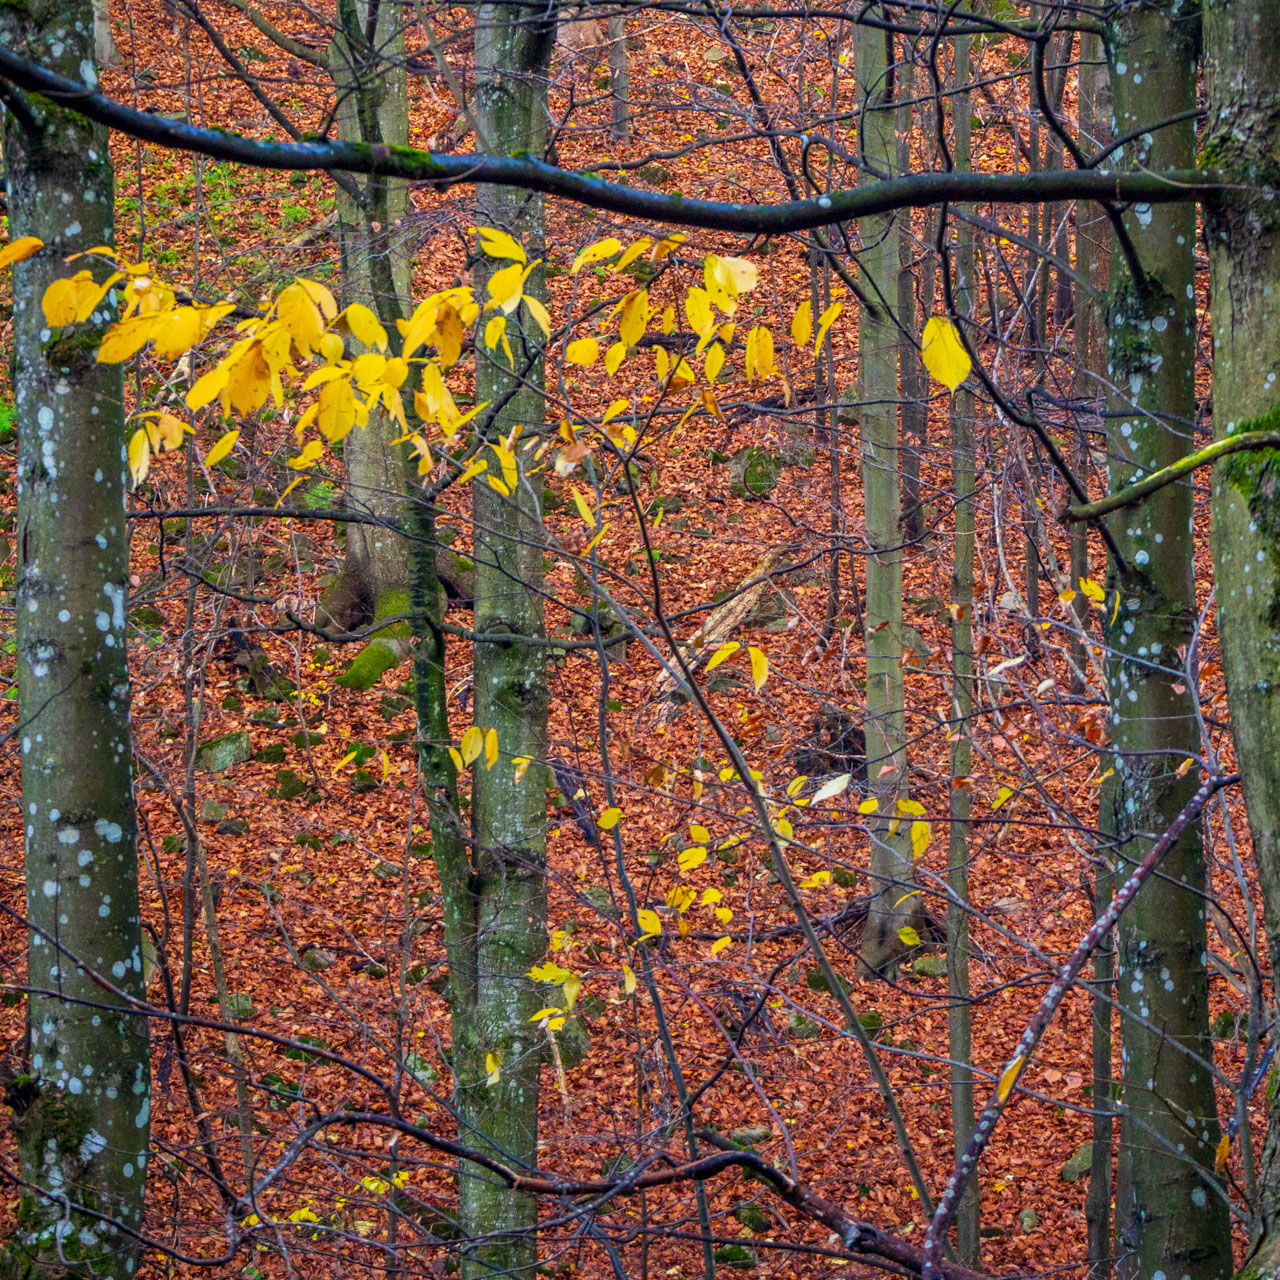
[{"x1": 0, "y1": 1, "x2": 1274, "y2": 1279}]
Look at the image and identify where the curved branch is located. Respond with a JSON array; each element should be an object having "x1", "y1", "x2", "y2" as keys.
[
  {"x1": 1059, "y1": 430, "x2": 1280, "y2": 523},
  {"x1": 0, "y1": 41, "x2": 1222, "y2": 235}
]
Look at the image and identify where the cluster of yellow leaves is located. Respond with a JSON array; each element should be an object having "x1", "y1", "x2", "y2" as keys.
[{"x1": 449, "y1": 725, "x2": 499, "y2": 774}]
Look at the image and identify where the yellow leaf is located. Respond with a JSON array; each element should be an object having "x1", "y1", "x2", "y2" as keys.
[
  {"x1": 343, "y1": 303, "x2": 388, "y2": 350},
  {"x1": 487, "y1": 474, "x2": 511, "y2": 496},
  {"x1": 561, "y1": 971, "x2": 582, "y2": 1010},
  {"x1": 127, "y1": 428, "x2": 151, "y2": 487},
  {"x1": 678, "y1": 846, "x2": 707, "y2": 873},
  {"x1": 748, "y1": 645, "x2": 768, "y2": 691},
  {"x1": 484, "y1": 314, "x2": 507, "y2": 352},
  {"x1": 571, "y1": 486, "x2": 597, "y2": 530},
  {"x1": 484, "y1": 727, "x2": 499, "y2": 770},
  {"x1": 857, "y1": 797, "x2": 879, "y2": 814},
  {"x1": 690, "y1": 823, "x2": 711, "y2": 842},
  {"x1": 791, "y1": 299, "x2": 813, "y2": 347},
  {"x1": 685, "y1": 287, "x2": 715, "y2": 340},
  {"x1": 710, "y1": 936, "x2": 732, "y2": 956},
  {"x1": 289, "y1": 440, "x2": 325, "y2": 470},
  {"x1": 1079, "y1": 576, "x2": 1106, "y2": 604},
  {"x1": 150, "y1": 306, "x2": 203, "y2": 360},
  {"x1": 605, "y1": 340, "x2": 628, "y2": 376},
  {"x1": 701, "y1": 888, "x2": 722, "y2": 906},
  {"x1": 598, "y1": 807, "x2": 623, "y2": 831},
  {"x1": 460, "y1": 726, "x2": 484, "y2": 766},
  {"x1": 566, "y1": 337, "x2": 599, "y2": 366},
  {"x1": 622, "y1": 964, "x2": 637, "y2": 995},
  {"x1": 813, "y1": 773, "x2": 851, "y2": 803},
  {"x1": 636, "y1": 909, "x2": 661, "y2": 938},
  {"x1": 513, "y1": 756, "x2": 532, "y2": 784},
  {"x1": 457, "y1": 458, "x2": 489, "y2": 485},
  {"x1": 615, "y1": 237, "x2": 654, "y2": 271},
  {"x1": 705, "y1": 641, "x2": 740, "y2": 671},
  {"x1": 333, "y1": 749, "x2": 359, "y2": 773},
  {"x1": 478, "y1": 227, "x2": 527, "y2": 263},
  {"x1": 922, "y1": 316, "x2": 972, "y2": 392},
  {"x1": 97, "y1": 315, "x2": 156, "y2": 363},
  {"x1": 449, "y1": 747, "x2": 464, "y2": 772},
  {"x1": 910, "y1": 820, "x2": 931, "y2": 860},
  {"x1": 704, "y1": 343, "x2": 725, "y2": 384},
  {"x1": 602, "y1": 398, "x2": 629, "y2": 425},
  {"x1": 486, "y1": 261, "x2": 527, "y2": 314},
  {"x1": 714, "y1": 906, "x2": 733, "y2": 925},
  {"x1": 203, "y1": 429, "x2": 239, "y2": 468},
  {"x1": 800, "y1": 869, "x2": 831, "y2": 888},
  {"x1": 0, "y1": 235, "x2": 42, "y2": 269},
  {"x1": 995, "y1": 1054, "x2": 1025, "y2": 1103},
  {"x1": 1215, "y1": 1133, "x2": 1231, "y2": 1174},
  {"x1": 897, "y1": 925, "x2": 921, "y2": 947},
  {"x1": 523, "y1": 294, "x2": 552, "y2": 339},
  {"x1": 814, "y1": 300, "x2": 842, "y2": 354},
  {"x1": 485, "y1": 1052, "x2": 502, "y2": 1086},
  {"x1": 571, "y1": 236, "x2": 622, "y2": 273},
  {"x1": 296, "y1": 277, "x2": 338, "y2": 323},
  {"x1": 992, "y1": 786, "x2": 1015, "y2": 811},
  {"x1": 619, "y1": 289, "x2": 649, "y2": 348},
  {"x1": 276, "y1": 281, "x2": 325, "y2": 357},
  {"x1": 1057, "y1": 588, "x2": 1077, "y2": 606}
]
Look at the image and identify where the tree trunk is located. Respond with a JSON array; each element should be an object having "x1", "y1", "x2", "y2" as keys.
[
  {"x1": 456, "y1": 1, "x2": 555, "y2": 1274},
  {"x1": 322, "y1": 0, "x2": 414, "y2": 679},
  {"x1": 855, "y1": 19, "x2": 920, "y2": 977},
  {"x1": 607, "y1": 11, "x2": 629, "y2": 142},
  {"x1": 0, "y1": 7, "x2": 149, "y2": 1274},
  {"x1": 1104, "y1": 5, "x2": 1230, "y2": 1276},
  {"x1": 1203, "y1": 3, "x2": 1280, "y2": 1274},
  {"x1": 947, "y1": 28, "x2": 981, "y2": 1266}
]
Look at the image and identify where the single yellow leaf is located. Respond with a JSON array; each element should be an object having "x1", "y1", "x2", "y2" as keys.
[
  {"x1": 290, "y1": 440, "x2": 325, "y2": 470},
  {"x1": 203, "y1": 429, "x2": 239, "y2": 469},
  {"x1": 127, "y1": 428, "x2": 151, "y2": 487},
  {"x1": 186, "y1": 365, "x2": 229, "y2": 410},
  {"x1": 910, "y1": 820, "x2": 931, "y2": 860},
  {"x1": 571, "y1": 237, "x2": 622, "y2": 273},
  {"x1": 996, "y1": 1053, "x2": 1025, "y2": 1103},
  {"x1": 513, "y1": 756, "x2": 532, "y2": 784},
  {"x1": 704, "y1": 343, "x2": 725, "y2": 384},
  {"x1": 1079, "y1": 576, "x2": 1106, "y2": 604},
  {"x1": 857, "y1": 797, "x2": 879, "y2": 814},
  {"x1": 922, "y1": 315, "x2": 972, "y2": 392},
  {"x1": 565, "y1": 337, "x2": 599, "y2": 366},
  {"x1": 0, "y1": 235, "x2": 43, "y2": 269},
  {"x1": 561, "y1": 971, "x2": 582, "y2": 1010},
  {"x1": 1215, "y1": 1133, "x2": 1231, "y2": 1173},
  {"x1": 748, "y1": 645, "x2": 768, "y2": 691},
  {"x1": 478, "y1": 227, "x2": 527, "y2": 263},
  {"x1": 705, "y1": 641, "x2": 740, "y2": 671},
  {"x1": 678, "y1": 846, "x2": 707, "y2": 873},
  {"x1": 813, "y1": 773, "x2": 851, "y2": 803},
  {"x1": 598, "y1": 806, "x2": 623, "y2": 831},
  {"x1": 710, "y1": 936, "x2": 732, "y2": 956},
  {"x1": 460, "y1": 726, "x2": 484, "y2": 766},
  {"x1": 484, "y1": 727, "x2": 499, "y2": 770},
  {"x1": 689, "y1": 823, "x2": 711, "y2": 842},
  {"x1": 897, "y1": 925, "x2": 921, "y2": 947},
  {"x1": 992, "y1": 785, "x2": 1015, "y2": 812},
  {"x1": 622, "y1": 964, "x2": 637, "y2": 995},
  {"x1": 636, "y1": 909, "x2": 661, "y2": 938},
  {"x1": 814, "y1": 300, "x2": 842, "y2": 354},
  {"x1": 485, "y1": 1052, "x2": 502, "y2": 1086},
  {"x1": 604, "y1": 340, "x2": 628, "y2": 376},
  {"x1": 343, "y1": 303, "x2": 388, "y2": 350},
  {"x1": 333, "y1": 749, "x2": 359, "y2": 774},
  {"x1": 791, "y1": 299, "x2": 813, "y2": 347},
  {"x1": 615, "y1": 238, "x2": 654, "y2": 271}
]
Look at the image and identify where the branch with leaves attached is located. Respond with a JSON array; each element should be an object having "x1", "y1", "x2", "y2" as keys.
[
  {"x1": 919, "y1": 771, "x2": 1240, "y2": 1280},
  {"x1": 0, "y1": 42, "x2": 1222, "y2": 234},
  {"x1": 1059, "y1": 429, "x2": 1280, "y2": 523}
]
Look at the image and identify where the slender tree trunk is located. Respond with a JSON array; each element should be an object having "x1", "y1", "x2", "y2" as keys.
[
  {"x1": 1203, "y1": 4, "x2": 1280, "y2": 1274},
  {"x1": 0, "y1": 8, "x2": 149, "y2": 1274},
  {"x1": 322, "y1": 0, "x2": 415, "y2": 684},
  {"x1": 897, "y1": 58, "x2": 926, "y2": 543},
  {"x1": 456, "y1": 1, "x2": 554, "y2": 1273},
  {"x1": 1103, "y1": 5, "x2": 1230, "y2": 1277},
  {"x1": 947, "y1": 29, "x2": 980, "y2": 1266},
  {"x1": 855, "y1": 20, "x2": 919, "y2": 977},
  {"x1": 607, "y1": 11, "x2": 629, "y2": 142}
]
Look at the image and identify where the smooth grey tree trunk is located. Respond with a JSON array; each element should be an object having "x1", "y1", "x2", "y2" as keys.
[
  {"x1": 1103, "y1": 5, "x2": 1230, "y2": 1276},
  {"x1": 947, "y1": 28, "x2": 980, "y2": 1266},
  {"x1": 454, "y1": 1, "x2": 554, "y2": 1274},
  {"x1": 1203, "y1": 3, "x2": 1280, "y2": 1275},
  {"x1": 321, "y1": 0, "x2": 415, "y2": 686},
  {"x1": 0, "y1": 5, "x2": 149, "y2": 1274},
  {"x1": 854, "y1": 15, "x2": 921, "y2": 976}
]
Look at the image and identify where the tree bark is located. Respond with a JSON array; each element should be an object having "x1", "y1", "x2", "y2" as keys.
[
  {"x1": 322, "y1": 0, "x2": 414, "y2": 669},
  {"x1": 1203, "y1": 2, "x2": 1280, "y2": 1274},
  {"x1": 0, "y1": 6, "x2": 149, "y2": 1274},
  {"x1": 456, "y1": 0, "x2": 555, "y2": 1273},
  {"x1": 1104, "y1": 4, "x2": 1230, "y2": 1276},
  {"x1": 854, "y1": 19, "x2": 920, "y2": 977}
]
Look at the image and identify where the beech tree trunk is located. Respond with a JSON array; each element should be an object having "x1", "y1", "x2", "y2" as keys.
[
  {"x1": 322, "y1": 0, "x2": 414, "y2": 682},
  {"x1": 450, "y1": 1, "x2": 555, "y2": 1274},
  {"x1": 1103, "y1": 5, "x2": 1230, "y2": 1276},
  {"x1": 1203, "y1": 3, "x2": 1280, "y2": 1274},
  {"x1": 0, "y1": 5, "x2": 149, "y2": 1274},
  {"x1": 855, "y1": 17, "x2": 920, "y2": 976}
]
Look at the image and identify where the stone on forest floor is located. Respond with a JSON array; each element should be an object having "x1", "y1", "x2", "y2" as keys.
[
  {"x1": 1019, "y1": 1208, "x2": 1039, "y2": 1232},
  {"x1": 913, "y1": 955, "x2": 947, "y2": 977},
  {"x1": 1061, "y1": 1142, "x2": 1093, "y2": 1182},
  {"x1": 199, "y1": 800, "x2": 227, "y2": 822},
  {"x1": 194, "y1": 730, "x2": 251, "y2": 772}
]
